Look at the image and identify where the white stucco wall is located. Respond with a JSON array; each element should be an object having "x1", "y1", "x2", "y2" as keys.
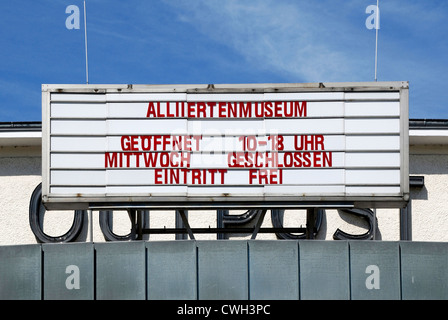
[
  {"x1": 0, "y1": 146, "x2": 42, "y2": 245},
  {"x1": 409, "y1": 145, "x2": 448, "y2": 241},
  {"x1": 0, "y1": 143, "x2": 447, "y2": 245}
]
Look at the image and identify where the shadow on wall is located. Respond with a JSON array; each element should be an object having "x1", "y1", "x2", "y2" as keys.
[
  {"x1": 411, "y1": 186, "x2": 428, "y2": 200},
  {"x1": 410, "y1": 154, "x2": 448, "y2": 175},
  {"x1": 0, "y1": 155, "x2": 42, "y2": 177}
]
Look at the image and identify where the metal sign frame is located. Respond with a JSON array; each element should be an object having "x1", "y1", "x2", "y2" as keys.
[{"x1": 42, "y1": 81, "x2": 409, "y2": 210}]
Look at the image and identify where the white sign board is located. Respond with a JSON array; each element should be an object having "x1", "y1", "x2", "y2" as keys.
[{"x1": 42, "y1": 82, "x2": 409, "y2": 210}]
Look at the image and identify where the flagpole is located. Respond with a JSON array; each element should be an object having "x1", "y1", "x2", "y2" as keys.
[
  {"x1": 374, "y1": 0, "x2": 379, "y2": 81},
  {"x1": 84, "y1": 0, "x2": 89, "y2": 84},
  {"x1": 372, "y1": 0, "x2": 379, "y2": 239}
]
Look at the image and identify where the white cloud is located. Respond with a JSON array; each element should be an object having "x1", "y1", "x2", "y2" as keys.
[{"x1": 163, "y1": 0, "x2": 372, "y2": 82}]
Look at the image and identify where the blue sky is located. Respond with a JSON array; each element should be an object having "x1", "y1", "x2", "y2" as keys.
[{"x1": 0, "y1": 0, "x2": 447, "y2": 121}]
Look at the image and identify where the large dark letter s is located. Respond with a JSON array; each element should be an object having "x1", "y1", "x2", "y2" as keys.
[{"x1": 333, "y1": 208, "x2": 377, "y2": 240}]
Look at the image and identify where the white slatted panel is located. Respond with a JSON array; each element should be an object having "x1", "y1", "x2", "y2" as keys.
[
  {"x1": 106, "y1": 185, "x2": 187, "y2": 195},
  {"x1": 264, "y1": 92, "x2": 345, "y2": 100},
  {"x1": 264, "y1": 185, "x2": 345, "y2": 195},
  {"x1": 187, "y1": 186, "x2": 264, "y2": 196},
  {"x1": 106, "y1": 93, "x2": 186, "y2": 102},
  {"x1": 345, "y1": 92, "x2": 400, "y2": 100},
  {"x1": 345, "y1": 136, "x2": 400, "y2": 151},
  {"x1": 187, "y1": 119, "x2": 265, "y2": 135},
  {"x1": 345, "y1": 170, "x2": 400, "y2": 185},
  {"x1": 51, "y1": 93, "x2": 106, "y2": 102},
  {"x1": 265, "y1": 119, "x2": 344, "y2": 134},
  {"x1": 51, "y1": 170, "x2": 105, "y2": 185},
  {"x1": 51, "y1": 137, "x2": 107, "y2": 152},
  {"x1": 346, "y1": 186, "x2": 401, "y2": 195},
  {"x1": 345, "y1": 102, "x2": 400, "y2": 117},
  {"x1": 108, "y1": 119, "x2": 188, "y2": 135},
  {"x1": 187, "y1": 93, "x2": 264, "y2": 101},
  {"x1": 345, "y1": 119, "x2": 400, "y2": 134},
  {"x1": 51, "y1": 120, "x2": 106, "y2": 135},
  {"x1": 51, "y1": 103, "x2": 107, "y2": 118},
  {"x1": 45, "y1": 86, "x2": 407, "y2": 208},
  {"x1": 50, "y1": 186, "x2": 105, "y2": 195},
  {"x1": 345, "y1": 153, "x2": 400, "y2": 167}
]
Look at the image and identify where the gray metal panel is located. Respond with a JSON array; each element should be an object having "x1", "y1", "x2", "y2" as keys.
[
  {"x1": 146, "y1": 241, "x2": 197, "y2": 300},
  {"x1": 42, "y1": 243, "x2": 94, "y2": 300},
  {"x1": 0, "y1": 244, "x2": 41, "y2": 300},
  {"x1": 400, "y1": 241, "x2": 448, "y2": 300},
  {"x1": 95, "y1": 241, "x2": 145, "y2": 300},
  {"x1": 349, "y1": 241, "x2": 400, "y2": 300},
  {"x1": 248, "y1": 240, "x2": 299, "y2": 300},
  {"x1": 299, "y1": 240, "x2": 349, "y2": 300},
  {"x1": 197, "y1": 241, "x2": 248, "y2": 300}
]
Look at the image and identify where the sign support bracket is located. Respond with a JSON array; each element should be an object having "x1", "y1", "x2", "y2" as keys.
[
  {"x1": 178, "y1": 209, "x2": 195, "y2": 240},
  {"x1": 306, "y1": 208, "x2": 316, "y2": 239},
  {"x1": 250, "y1": 209, "x2": 267, "y2": 240},
  {"x1": 112, "y1": 207, "x2": 325, "y2": 239}
]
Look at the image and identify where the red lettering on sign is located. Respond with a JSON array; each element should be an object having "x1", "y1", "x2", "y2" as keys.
[
  {"x1": 106, "y1": 98, "x2": 330, "y2": 191},
  {"x1": 264, "y1": 102, "x2": 273, "y2": 117},
  {"x1": 166, "y1": 102, "x2": 175, "y2": 117},
  {"x1": 187, "y1": 102, "x2": 196, "y2": 118},
  {"x1": 249, "y1": 169, "x2": 283, "y2": 185},
  {"x1": 294, "y1": 135, "x2": 325, "y2": 151},
  {"x1": 295, "y1": 101, "x2": 307, "y2": 117},
  {"x1": 152, "y1": 169, "x2": 228, "y2": 185},
  {"x1": 198, "y1": 102, "x2": 207, "y2": 118},
  {"x1": 274, "y1": 101, "x2": 282, "y2": 117},
  {"x1": 105, "y1": 152, "x2": 117, "y2": 168},
  {"x1": 218, "y1": 102, "x2": 226, "y2": 118},
  {"x1": 145, "y1": 100, "x2": 307, "y2": 118},
  {"x1": 155, "y1": 169, "x2": 163, "y2": 184},
  {"x1": 240, "y1": 102, "x2": 251, "y2": 117}
]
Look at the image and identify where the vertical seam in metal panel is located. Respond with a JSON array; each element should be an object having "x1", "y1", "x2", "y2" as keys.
[
  {"x1": 348, "y1": 241, "x2": 352, "y2": 300},
  {"x1": 297, "y1": 241, "x2": 301, "y2": 300},
  {"x1": 398, "y1": 243, "x2": 403, "y2": 300},
  {"x1": 247, "y1": 241, "x2": 250, "y2": 300},
  {"x1": 195, "y1": 242, "x2": 199, "y2": 300},
  {"x1": 93, "y1": 246, "x2": 97, "y2": 300},
  {"x1": 145, "y1": 244, "x2": 148, "y2": 300},
  {"x1": 41, "y1": 246, "x2": 44, "y2": 300}
]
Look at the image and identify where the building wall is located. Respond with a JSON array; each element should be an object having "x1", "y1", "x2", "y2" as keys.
[
  {"x1": 0, "y1": 146, "x2": 42, "y2": 245},
  {"x1": 409, "y1": 145, "x2": 448, "y2": 241},
  {"x1": 0, "y1": 144, "x2": 446, "y2": 245}
]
